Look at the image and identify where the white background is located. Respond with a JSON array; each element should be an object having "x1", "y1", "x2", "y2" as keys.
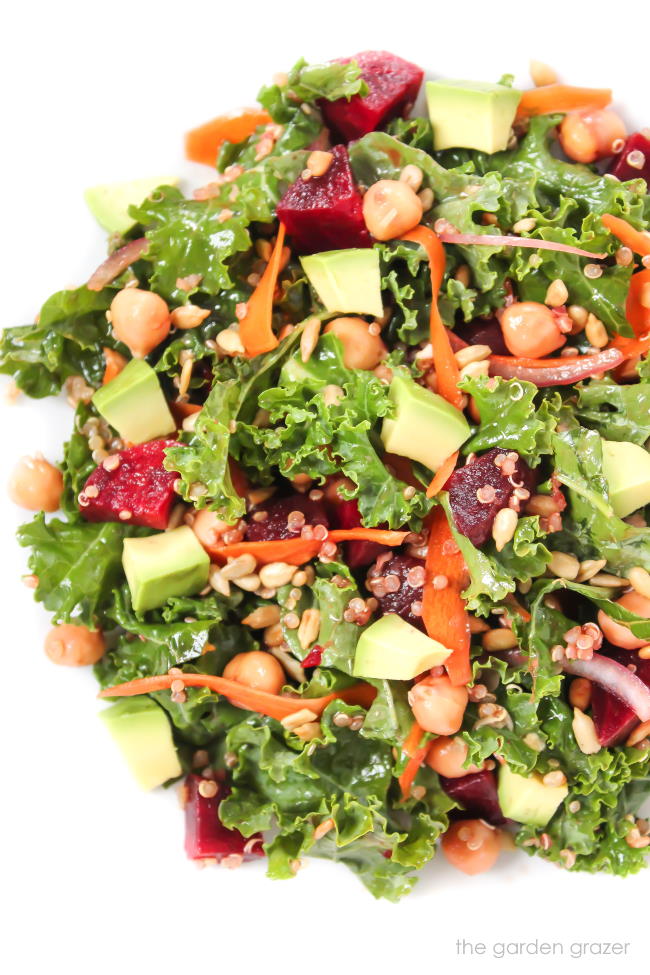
[{"x1": 1, "y1": 2, "x2": 647, "y2": 972}]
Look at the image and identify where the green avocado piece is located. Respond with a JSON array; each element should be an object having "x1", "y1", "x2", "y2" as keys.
[
  {"x1": 353, "y1": 613, "x2": 452, "y2": 680},
  {"x1": 426, "y1": 79, "x2": 521, "y2": 153},
  {"x1": 498, "y1": 763, "x2": 568, "y2": 827},
  {"x1": 100, "y1": 697, "x2": 182, "y2": 790},
  {"x1": 122, "y1": 525, "x2": 210, "y2": 613},
  {"x1": 601, "y1": 438, "x2": 650, "y2": 518},
  {"x1": 300, "y1": 248, "x2": 383, "y2": 317},
  {"x1": 92, "y1": 358, "x2": 175, "y2": 445},
  {"x1": 84, "y1": 176, "x2": 178, "y2": 235},
  {"x1": 381, "y1": 375, "x2": 470, "y2": 472}
]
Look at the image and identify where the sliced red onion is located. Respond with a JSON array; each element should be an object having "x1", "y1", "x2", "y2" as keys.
[
  {"x1": 489, "y1": 347, "x2": 624, "y2": 386},
  {"x1": 561, "y1": 652, "x2": 650, "y2": 721},
  {"x1": 437, "y1": 230, "x2": 606, "y2": 260},
  {"x1": 87, "y1": 237, "x2": 149, "y2": 292}
]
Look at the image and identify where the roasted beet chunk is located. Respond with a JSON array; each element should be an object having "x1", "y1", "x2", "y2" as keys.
[
  {"x1": 455, "y1": 317, "x2": 509, "y2": 356},
  {"x1": 446, "y1": 447, "x2": 535, "y2": 547},
  {"x1": 320, "y1": 51, "x2": 424, "y2": 142},
  {"x1": 330, "y1": 497, "x2": 387, "y2": 567},
  {"x1": 591, "y1": 649, "x2": 650, "y2": 746},
  {"x1": 439, "y1": 769, "x2": 507, "y2": 826},
  {"x1": 184, "y1": 775, "x2": 264, "y2": 861},
  {"x1": 79, "y1": 439, "x2": 179, "y2": 530},
  {"x1": 276, "y1": 144, "x2": 370, "y2": 254},
  {"x1": 366, "y1": 553, "x2": 425, "y2": 630},
  {"x1": 607, "y1": 131, "x2": 650, "y2": 184},
  {"x1": 245, "y1": 492, "x2": 329, "y2": 541}
]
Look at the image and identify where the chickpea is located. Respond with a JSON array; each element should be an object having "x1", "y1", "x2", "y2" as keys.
[
  {"x1": 323, "y1": 474, "x2": 356, "y2": 504},
  {"x1": 362, "y1": 179, "x2": 423, "y2": 241},
  {"x1": 559, "y1": 109, "x2": 627, "y2": 164},
  {"x1": 441, "y1": 819, "x2": 502, "y2": 875},
  {"x1": 408, "y1": 674, "x2": 468, "y2": 736},
  {"x1": 426, "y1": 735, "x2": 484, "y2": 778},
  {"x1": 44, "y1": 623, "x2": 105, "y2": 666},
  {"x1": 223, "y1": 651, "x2": 285, "y2": 695},
  {"x1": 109, "y1": 288, "x2": 171, "y2": 358},
  {"x1": 324, "y1": 317, "x2": 388, "y2": 370},
  {"x1": 500, "y1": 301, "x2": 566, "y2": 359},
  {"x1": 9, "y1": 455, "x2": 63, "y2": 512},
  {"x1": 191, "y1": 509, "x2": 232, "y2": 549},
  {"x1": 598, "y1": 591, "x2": 650, "y2": 651}
]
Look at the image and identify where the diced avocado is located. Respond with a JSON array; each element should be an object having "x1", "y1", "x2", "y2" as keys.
[
  {"x1": 425, "y1": 80, "x2": 521, "y2": 153},
  {"x1": 381, "y1": 375, "x2": 470, "y2": 472},
  {"x1": 601, "y1": 438, "x2": 650, "y2": 518},
  {"x1": 353, "y1": 613, "x2": 452, "y2": 680},
  {"x1": 300, "y1": 248, "x2": 383, "y2": 317},
  {"x1": 122, "y1": 525, "x2": 210, "y2": 613},
  {"x1": 92, "y1": 358, "x2": 175, "y2": 445},
  {"x1": 84, "y1": 176, "x2": 178, "y2": 235},
  {"x1": 100, "y1": 697, "x2": 181, "y2": 790},
  {"x1": 498, "y1": 763, "x2": 568, "y2": 828}
]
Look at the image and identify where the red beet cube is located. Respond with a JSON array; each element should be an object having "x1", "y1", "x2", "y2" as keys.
[
  {"x1": 455, "y1": 318, "x2": 509, "y2": 356},
  {"x1": 320, "y1": 50, "x2": 424, "y2": 143},
  {"x1": 245, "y1": 492, "x2": 329, "y2": 541},
  {"x1": 80, "y1": 439, "x2": 179, "y2": 530},
  {"x1": 591, "y1": 649, "x2": 650, "y2": 746},
  {"x1": 439, "y1": 769, "x2": 506, "y2": 826},
  {"x1": 184, "y1": 775, "x2": 264, "y2": 861},
  {"x1": 276, "y1": 145, "x2": 370, "y2": 254},
  {"x1": 607, "y1": 132, "x2": 650, "y2": 184},
  {"x1": 446, "y1": 447, "x2": 536, "y2": 547},
  {"x1": 331, "y1": 498, "x2": 387, "y2": 567},
  {"x1": 367, "y1": 553, "x2": 425, "y2": 631}
]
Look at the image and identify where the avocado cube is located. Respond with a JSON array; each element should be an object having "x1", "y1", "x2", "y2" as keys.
[
  {"x1": 123, "y1": 525, "x2": 210, "y2": 613},
  {"x1": 497, "y1": 763, "x2": 568, "y2": 827},
  {"x1": 353, "y1": 613, "x2": 452, "y2": 680},
  {"x1": 601, "y1": 438, "x2": 650, "y2": 518},
  {"x1": 84, "y1": 175, "x2": 179, "y2": 235},
  {"x1": 426, "y1": 79, "x2": 521, "y2": 153},
  {"x1": 92, "y1": 358, "x2": 175, "y2": 445},
  {"x1": 381, "y1": 375, "x2": 470, "y2": 473},
  {"x1": 300, "y1": 248, "x2": 383, "y2": 317},
  {"x1": 100, "y1": 697, "x2": 182, "y2": 790}
]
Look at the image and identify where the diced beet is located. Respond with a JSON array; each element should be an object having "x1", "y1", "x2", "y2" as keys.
[
  {"x1": 367, "y1": 553, "x2": 425, "y2": 630},
  {"x1": 320, "y1": 51, "x2": 424, "y2": 142},
  {"x1": 276, "y1": 144, "x2": 370, "y2": 254},
  {"x1": 330, "y1": 498, "x2": 387, "y2": 568},
  {"x1": 184, "y1": 775, "x2": 264, "y2": 861},
  {"x1": 591, "y1": 649, "x2": 650, "y2": 746},
  {"x1": 245, "y1": 492, "x2": 329, "y2": 541},
  {"x1": 455, "y1": 318, "x2": 509, "y2": 356},
  {"x1": 607, "y1": 132, "x2": 650, "y2": 184},
  {"x1": 80, "y1": 439, "x2": 179, "y2": 530},
  {"x1": 446, "y1": 447, "x2": 536, "y2": 547},
  {"x1": 439, "y1": 769, "x2": 506, "y2": 826}
]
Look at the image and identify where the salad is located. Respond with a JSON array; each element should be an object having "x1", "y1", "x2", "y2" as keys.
[{"x1": 4, "y1": 50, "x2": 650, "y2": 901}]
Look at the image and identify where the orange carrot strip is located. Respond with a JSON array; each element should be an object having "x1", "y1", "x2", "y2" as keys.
[
  {"x1": 398, "y1": 744, "x2": 431, "y2": 800},
  {"x1": 401, "y1": 226, "x2": 464, "y2": 409},
  {"x1": 504, "y1": 593, "x2": 532, "y2": 623},
  {"x1": 99, "y1": 671, "x2": 375, "y2": 722},
  {"x1": 102, "y1": 348, "x2": 127, "y2": 385},
  {"x1": 422, "y1": 506, "x2": 471, "y2": 686},
  {"x1": 238, "y1": 224, "x2": 285, "y2": 357},
  {"x1": 402, "y1": 720, "x2": 425, "y2": 759},
  {"x1": 426, "y1": 450, "x2": 459, "y2": 499},
  {"x1": 207, "y1": 529, "x2": 409, "y2": 566},
  {"x1": 601, "y1": 214, "x2": 650, "y2": 258},
  {"x1": 610, "y1": 269, "x2": 650, "y2": 367},
  {"x1": 185, "y1": 109, "x2": 271, "y2": 166},
  {"x1": 516, "y1": 85, "x2": 612, "y2": 119}
]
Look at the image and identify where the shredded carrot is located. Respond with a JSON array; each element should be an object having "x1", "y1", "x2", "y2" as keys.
[
  {"x1": 185, "y1": 109, "x2": 271, "y2": 166},
  {"x1": 102, "y1": 348, "x2": 127, "y2": 385},
  {"x1": 504, "y1": 593, "x2": 532, "y2": 623},
  {"x1": 601, "y1": 213, "x2": 650, "y2": 258},
  {"x1": 402, "y1": 720, "x2": 425, "y2": 759},
  {"x1": 610, "y1": 269, "x2": 650, "y2": 366},
  {"x1": 99, "y1": 671, "x2": 376, "y2": 722},
  {"x1": 516, "y1": 85, "x2": 612, "y2": 120},
  {"x1": 422, "y1": 505, "x2": 471, "y2": 686},
  {"x1": 207, "y1": 528, "x2": 409, "y2": 566},
  {"x1": 426, "y1": 450, "x2": 459, "y2": 499},
  {"x1": 238, "y1": 224, "x2": 286, "y2": 357},
  {"x1": 399, "y1": 744, "x2": 431, "y2": 800},
  {"x1": 401, "y1": 226, "x2": 464, "y2": 409}
]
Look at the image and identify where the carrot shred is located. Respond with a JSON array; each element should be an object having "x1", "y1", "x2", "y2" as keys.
[
  {"x1": 398, "y1": 739, "x2": 430, "y2": 800},
  {"x1": 207, "y1": 528, "x2": 409, "y2": 566},
  {"x1": 99, "y1": 671, "x2": 376, "y2": 722},
  {"x1": 422, "y1": 506, "x2": 471, "y2": 686},
  {"x1": 185, "y1": 109, "x2": 271, "y2": 166},
  {"x1": 610, "y1": 269, "x2": 650, "y2": 365},
  {"x1": 102, "y1": 347, "x2": 127, "y2": 385},
  {"x1": 516, "y1": 85, "x2": 612, "y2": 119},
  {"x1": 402, "y1": 720, "x2": 425, "y2": 759},
  {"x1": 504, "y1": 593, "x2": 532, "y2": 623},
  {"x1": 601, "y1": 213, "x2": 650, "y2": 258},
  {"x1": 426, "y1": 450, "x2": 459, "y2": 499},
  {"x1": 238, "y1": 224, "x2": 286, "y2": 357},
  {"x1": 401, "y1": 226, "x2": 464, "y2": 409}
]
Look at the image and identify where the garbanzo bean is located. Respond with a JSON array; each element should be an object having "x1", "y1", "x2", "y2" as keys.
[
  {"x1": 223, "y1": 651, "x2": 285, "y2": 695},
  {"x1": 362, "y1": 179, "x2": 423, "y2": 241},
  {"x1": 441, "y1": 819, "x2": 502, "y2": 875},
  {"x1": 559, "y1": 109, "x2": 627, "y2": 164},
  {"x1": 323, "y1": 317, "x2": 387, "y2": 370},
  {"x1": 426, "y1": 735, "x2": 484, "y2": 778},
  {"x1": 500, "y1": 301, "x2": 566, "y2": 358},
  {"x1": 408, "y1": 674, "x2": 468, "y2": 735},
  {"x1": 598, "y1": 591, "x2": 650, "y2": 650},
  {"x1": 9, "y1": 455, "x2": 63, "y2": 512},
  {"x1": 44, "y1": 623, "x2": 105, "y2": 666},
  {"x1": 109, "y1": 288, "x2": 171, "y2": 358},
  {"x1": 191, "y1": 509, "x2": 232, "y2": 549}
]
